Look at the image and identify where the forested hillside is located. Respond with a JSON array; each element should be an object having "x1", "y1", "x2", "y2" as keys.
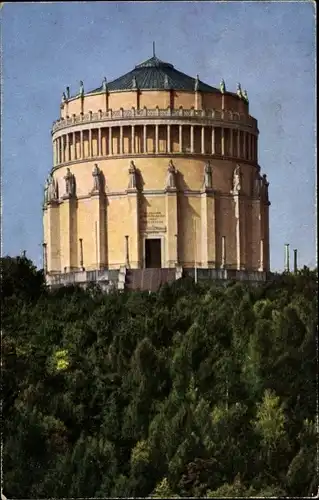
[{"x1": 2, "y1": 256, "x2": 318, "y2": 498}]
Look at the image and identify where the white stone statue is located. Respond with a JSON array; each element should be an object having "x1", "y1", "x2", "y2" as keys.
[
  {"x1": 128, "y1": 160, "x2": 137, "y2": 189},
  {"x1": 66, "y1": 86, "x2": 70, "y2": 99},
  {"x1": 79, "y1": 81, "x2": 84, "y2": 96},
  {"x1": 64, "y1": 168, "x2": 75, "y2": 197},
  {"x1": 132, "y1": 76, "x2": 137, "y2": 89},
  {"x1": 233, "y1": 164, "x2": 241, "y2": 193},
  {"x1": 48, "y1": 173, "x2": 58, "y2": 201},
  {"x1": 242, "y1": 89, "x2": 249, "y2": 103},
  {"x1": 220, "y1": 79, "x2": 226, "y2": 94},
  {"x1": 44, "y1": 178, "x2": 49, "y2": 204},
  {"x1": 166, "y1": 160, "x2": 177, "y2": 189},
  {"x1": 254, "y1": 173, "x2": 262, "y2": 197},
  {"x1": 92, "y1": 163, "x2": 101, "y2": 192},
  {"x1": 61, "y1": 92, "x2": 67, "y2": 104},
  {"x1": 204, "y1": 161, "x2": 212, "y2": 189},
  {"x1": 194, "y1": 75, "x2": 199, "y2": 92},
  {"x1": 164, "y1": 74, "x2": 169, "y2": 89},
  {"x1": 102, "y1": 77, "x2": 107, "y2": 91},
  {"x1": 261, "y1": 174, "x2": 269, "y2": 201},
  {"x1": 236, "y1": 83, "x2": 243, "y2": 98}
]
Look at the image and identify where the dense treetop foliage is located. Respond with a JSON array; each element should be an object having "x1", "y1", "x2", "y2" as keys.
[{"x1": 1, "y1": 255, "x2": 318, "y2": 498}]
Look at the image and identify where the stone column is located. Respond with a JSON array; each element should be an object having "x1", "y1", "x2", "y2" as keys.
[
  {"x1": 251, "y1": 135, "x2": 255, "y2": 161},
  {"x1": 56, "y1": 139, "x2": 60, "y2": 165},
  {"x1": 230, "y1": 129, "x2": 234, "y2": 157},
  {"x1": 89, "y1": 129, "x2": 92, "y2": 157},
  {"x1": 109, "y1": 127, "x2": 113, "y2": 155},
  {"x1": 201, "y1": 126, "x2": 205, "y2": 154},
  {"x1": 61, "y1": 135, "x2": 65, "y2": 163},
  {"x1": 211, "y1": 127, "x2": 215, "y2": 154},
  {"x1": 80, "y1": 130, "x2": 84, "y2": 159},
  {"x1": 120, "y1": 126, "x2": 123, "y2": 155},
  {"x1": 237, "y1": 129, "x2": 240, "y2": 158},
  {"x1": 53, "y1": 140, "x2": 57, "y2": 166},
  {"x1": 155, "y1": 124, "x2": 159, "y2": 154},
  {"x1": 221, "y1": 128, "x2": 225, "y2": 156},
  {"x1": 143, "y1": 125, "x2": 147, "y2": 153},
  {"x1": 165, "y1": 187, "x2": 178, "y2": 267},
  {"x1": 190, "y1": 125, "x2": 194, "y2": 153},
  {"x1": 167, "y1": 124, "x2": 171, "y2": 153},
  {"x1": 98, "y1": 128, "x2": 102, "y2": 156},
  {"x1": 72, "y1": 132, "x2": 76, "y2": 160},
  {"x1": 66, "y1": 134, "x2": 70, "y2": 162},
  {"x1": 179, "y1": 125, "x2": 183, "y2": 152},
  {"x1": 243, "y1": 131, "x2": 247, "y2": 159},
  {"x1": 131, "y1": 125, "x2": 135, "y2": 154},
  {"x1": 201, "y1": 190, "x2": 216, "y2": 268}
]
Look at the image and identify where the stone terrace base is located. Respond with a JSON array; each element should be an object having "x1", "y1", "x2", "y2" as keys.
[{"x1": 46, "y1": 267, "x2": 270, "y2": 292}]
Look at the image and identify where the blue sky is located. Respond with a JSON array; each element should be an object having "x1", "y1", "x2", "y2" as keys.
[{"x1": 1, "y1": 1, "x2": 316, "y2": 271}]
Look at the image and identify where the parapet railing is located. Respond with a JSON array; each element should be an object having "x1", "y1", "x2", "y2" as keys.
[{"x1": 52, "y1": 108, "x2": 257, "y2": 133}]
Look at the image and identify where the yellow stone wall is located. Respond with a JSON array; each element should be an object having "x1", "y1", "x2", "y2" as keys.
[
  {"x1": 61, "y1": 89, "x2": 248, "y2": 119},
  {"x1": 45, "y1": 86, "x2": 269, "y2": 274}
]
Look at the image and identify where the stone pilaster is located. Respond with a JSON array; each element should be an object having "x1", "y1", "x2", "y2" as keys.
[
  {"x1": 165, "y1": 188, "x2": 178, "y2": 267},
  {"x1": 201, "y1": 189, "x2": 216, "y2": 268},
  {"x1": 60, "y1": 196, "x2": 77, "y2": 272},
  {"x1": 126, "y1": 187, "x2": 140, "y2": 268},
  {"x1": 44, "y1": 201, "x2": 60, "y2": 273},
  {"x1": 90, "y1": 192, "x2": 107, "y2": 269}
]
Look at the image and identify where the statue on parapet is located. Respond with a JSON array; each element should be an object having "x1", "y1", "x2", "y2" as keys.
[
  {"x1": 64, "y1": 168, "x2": 76, "y2": 197},
  {"x1": 79, "y1": 81, "x2": 84, "y2": 97},
  {"x1": 92, "y1": 163, "x2": 102, "y2": 193},
  {"x1": 102, "y1": 77, "x2": 107, "y2": 92},
  {"x1": 232, "y1": 164, "x2": 241, "y2": 193},
  {"x1": 164, "y1": 74, "x2": 169, "y2": 89},
  {"x1": 44, "y1": 173, "x2": 58, "y2": 204},
  {"x1": 236, "y1": 83, "x2": 243, "y2": 98},
  {"x1": 128, "y1": 160, "x2": 137, "y2": 189},
  {"x1": 261, "y1": 174, "x2": 269, "y2": 202},
  {"x1": 166, "y1": 160, "x2": 177, "y2": 189},
  {"x1": 194, "y1": 75, "x2": 200, "y2": 92},
  {"x1": 61, "y1": 92, "x2": 67, "y2": 104},
  {"x1": 220, "y1": 79, "x2": 226, "y2": 94},
  {"x1": 242, "y1": 89, "x2": 249, "y2": 103},
  {"x1": 132, "y1": 76, "x2": 137, "y2": 89},
  {"x1": 44, "y1": 178, "x2": 49, "y2": 204}
]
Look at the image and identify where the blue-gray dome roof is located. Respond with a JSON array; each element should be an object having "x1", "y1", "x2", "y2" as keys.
[{"x1": 88, "y1": 56, "x2": 219, "y2": 94}]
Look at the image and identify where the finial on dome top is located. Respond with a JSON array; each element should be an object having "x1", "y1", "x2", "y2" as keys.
[
  {"x1": 236, "y1": 82, "x2": 243, "y2": 98},
  {"x1": 242, "y1": 89, "x2": 249, "y2": 103},
  {"x1": 153, "y1": 41, "x2": 156, "y2": 57},
  {"x1": 102, "y1": 77, "x2": 108, "y2": 91},
  {"x1": 194, "y1": 74, "x2": 199, "y2": 91},
  {"x1": 220, "y1": 79, "x2": 226, "y2": 94}
]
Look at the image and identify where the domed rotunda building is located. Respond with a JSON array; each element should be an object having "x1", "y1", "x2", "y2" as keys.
[{"x1": 43, "y1": 51, "x2": 270, "y2": 290}]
